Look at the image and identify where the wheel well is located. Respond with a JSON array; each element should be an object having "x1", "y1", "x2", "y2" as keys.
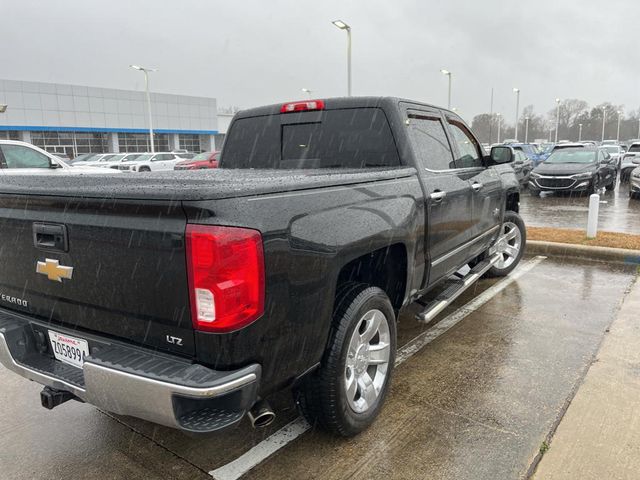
[
  {"x1": 336, "y1": 244, "x2": 408, "y2": 310},
  {"x1": 506, "y1": 191, "x2": 520, "y2": 213}
]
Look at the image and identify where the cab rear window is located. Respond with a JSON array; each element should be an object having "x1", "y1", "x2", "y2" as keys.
[{"x1": 221, "y1": 108, "x2": 400, "y2": 169}]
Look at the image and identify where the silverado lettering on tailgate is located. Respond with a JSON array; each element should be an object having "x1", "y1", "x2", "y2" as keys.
[{"x1": 0, "y1": 293, "x2": 28, "y2": 308}]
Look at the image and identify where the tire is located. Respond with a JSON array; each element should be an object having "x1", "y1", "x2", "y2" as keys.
[
  {"x1": 587, "y1": 177, "x2": 600, "y2": 195},
  {"x1": 485, "y1": 211, "x2": 526, "y2": 278},
  {"x1": 297, "y1": 284, "x2": 396, "y2": 436},
  {"x1": 139, "y1": 167, "x2": 151, "y2": 172},
  {"x1": 606, "y1": 172, "x2": 617, "y2": 191}
]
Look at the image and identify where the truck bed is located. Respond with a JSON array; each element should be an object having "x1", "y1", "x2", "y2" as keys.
[{"x1": 0, "y1": 167, "x2": 417, "y2": 201}]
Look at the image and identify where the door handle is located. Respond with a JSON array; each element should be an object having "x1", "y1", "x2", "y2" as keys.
[
  {"x1": 471, "y1": 182, "x2": 484, "y2": 191},
  {"x1": 430, "y1": 191, "x2": 447, "y2": 202}
]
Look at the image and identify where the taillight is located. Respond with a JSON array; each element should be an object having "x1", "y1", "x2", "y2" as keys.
[
  {"x1": 280, "y1": 100, "x2": 325, "y2": 113},
  {"x1": 185, "y1": 225, "x2": 265, "y2": 333}
]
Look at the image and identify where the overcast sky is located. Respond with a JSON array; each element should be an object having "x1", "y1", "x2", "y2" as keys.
[{"x1": 2, "y1": 0, "x2": 637, "y2": 122}]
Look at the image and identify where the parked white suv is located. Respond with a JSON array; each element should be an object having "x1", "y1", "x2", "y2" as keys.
[
  {"x1": 0, "y1": 140, "x2": 119, "y2": 175},
  {"x1": 95, "y1": 153, "x2": 145, "y2": 169},
  {"x1": 117, "y1": 152, "x2": 188, "y2": 172}
]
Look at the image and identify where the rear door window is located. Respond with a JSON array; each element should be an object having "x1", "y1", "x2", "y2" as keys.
[
  {"x1": 406, "y1": 114, "x2": 456, "y2": 171},
  {"x1": 222, "y1": 108, "x2": 400, "y2": 169}
]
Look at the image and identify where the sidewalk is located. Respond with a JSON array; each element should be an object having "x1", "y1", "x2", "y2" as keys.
[{"x1": 533, "y1": 275, "x2": 640, "y2": 479}]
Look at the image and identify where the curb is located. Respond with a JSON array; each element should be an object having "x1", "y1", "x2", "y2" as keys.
[{"x1": 527, "y1": 240, "x2": 640, "y2": 265}]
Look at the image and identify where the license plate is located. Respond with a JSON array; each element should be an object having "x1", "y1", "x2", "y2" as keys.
[{"x1": 48, "y1": 330, "x2": 90, "y2": 369}]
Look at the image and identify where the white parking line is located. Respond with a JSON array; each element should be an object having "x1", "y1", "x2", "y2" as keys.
[{"x1": 209, "y1": 256, "x2": 547, "y2": 480}]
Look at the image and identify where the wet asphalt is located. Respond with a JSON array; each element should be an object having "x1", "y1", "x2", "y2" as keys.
[
  {"x1": 520, "y1": 181, "x2": 640, "y2": 234},
  {"x1": 0, "y1": 256, "x2": 636, "y2": 480}
]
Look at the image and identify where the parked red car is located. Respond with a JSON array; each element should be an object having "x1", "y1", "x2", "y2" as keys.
[{"x1": 174, "y1": 151, "x2": 219, "y2": 170}]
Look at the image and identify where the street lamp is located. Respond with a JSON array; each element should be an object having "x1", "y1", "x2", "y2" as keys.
[
  {"x1": 601, "y1": 106, "x2": 607, "y2": 142},
  {"x1": 301, "y1": 88, "x2": 313, "y2": 98},
  {"x1": 0, "y1": 104, "x2": 7, "y2": 113},
  {"x1": 616, "y1": 110, "x2": 622, "y2": 142},
  {"x1": 524, "y1": 116, "x2": 530, "y2": 144},
  {"x1": 332, "y1": 20, "x2": 352, "y2": 97},
  {"x1": 578, "y1": 123, "x2": 583, "y2": 142},
  {"x1": 554, "y1": 98, "x2": 561, "y2": 143},
  {"x1": 637, "y1": 118, "x2": 640, "y2": 140},
  {"x1": 441, "y1": 69, "x2": 452, "y2": 109},
  {"x1": 496, "y1": 113, "x2": 502, "y2": 143},
  {"x1": 513, "y1": 88, "x2": 520, "y2": 141},
  {"x1": 130, "y1": 65, "x2": 157, "y2": 153}
]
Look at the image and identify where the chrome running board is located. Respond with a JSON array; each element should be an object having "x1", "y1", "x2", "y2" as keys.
[{"x1": 415, "y1": 254, "x2": 501, "y2": 324}]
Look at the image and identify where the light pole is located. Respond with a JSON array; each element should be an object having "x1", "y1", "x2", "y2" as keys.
[
  {"x1": 554, "y1": 98, "x2": 561, "y2": 143},
  {"x1": 601, "y1": 106, "x2": 606, "y2": 142},
  {"x1": 130, "y1": 65, "x2": 157, "y2": 153},
  {"x1": 578, "y1": 123, "x2": 583, "y2": 142},
  {"x1": 301, "y1": 88, "x2": 313, "y2": 98},
  {"x1": 616, "y1": 110, "x2": 622, "y2": 142},
  {"x1": 637, "y1": 118, "x2": 640, "y2": 139},
  {"x1": 489, "y1": 87, "x2": 494, "y2": 144},
  {"x1": 524, "y1": 116, "x2": 530, "y2": 143},
  {"x1": 332, "y1": 20, "x2": 352, "y2": 97},
  {"x1": 496, "y1": 113, "x2": 502, "y2": 143},
  {"x1": 513, "y1": 88, "x2": 520, "y2": 141},
  {"x1": 441, "y1": 69, "x2": 452, "y2": 109}
]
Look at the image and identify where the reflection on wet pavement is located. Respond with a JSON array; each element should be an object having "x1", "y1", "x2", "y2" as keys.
[
  {"x1": 243, "y1": 258, "x2": 635, "y2": 479},
  {"x1": 520, "y1": 182, "x2": 640, "y2": 234}
]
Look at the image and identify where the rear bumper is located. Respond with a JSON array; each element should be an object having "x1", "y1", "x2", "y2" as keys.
[{"x1": 0, "y1": 308, "x2": 260, "y2": 433}]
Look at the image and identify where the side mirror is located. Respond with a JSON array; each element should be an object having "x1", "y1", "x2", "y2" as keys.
[
  {"x1": 489, "y1": 146, "x2": 514, "y2": 165},
  {"x1": 50, "y1": 160, "x2": 62, "y2": 169}
]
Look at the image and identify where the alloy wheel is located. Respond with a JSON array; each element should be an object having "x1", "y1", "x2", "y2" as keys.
[
  {"x1": 490, "y1": 222, "x2": 522, "y2": 270},
  {"x1": 344, "y1": 309, "x2": 391, "y2": 413}
]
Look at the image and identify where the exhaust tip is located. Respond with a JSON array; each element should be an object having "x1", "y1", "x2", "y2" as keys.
[{"x1": 248, "y1": 400, "x2": 276, "y2": 428}]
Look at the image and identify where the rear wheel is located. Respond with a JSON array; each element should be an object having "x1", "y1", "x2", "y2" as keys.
[
  {"x1": 485, "y1": 211, "x2": 526, "y2": 277},
  {"x1": 297, "y1": 284, "x2": 396, "y2": 436}
]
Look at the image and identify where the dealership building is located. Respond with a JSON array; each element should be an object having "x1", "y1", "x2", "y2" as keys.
[{"x1": 0, "y1": 78, "x2": 219, "y2": 157}]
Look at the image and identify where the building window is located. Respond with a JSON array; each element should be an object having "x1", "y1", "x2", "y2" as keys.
[
  {"x1": 179, "y1": 134, "x2": 201, "y2": 152},
  {"x1": 0, "y1": 131, "x2": 20, "y2": 141},
  {"x1": 119, "y1": 133, "x2": 169, "y2": 152},
  {"x1": 31, "y1": 131, "x2": 107, "y2": 157}
]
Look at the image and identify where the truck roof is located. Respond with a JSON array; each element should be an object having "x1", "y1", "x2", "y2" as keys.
[{"x1": 234, "y1": 96, "x2": 453, "y2": 119}]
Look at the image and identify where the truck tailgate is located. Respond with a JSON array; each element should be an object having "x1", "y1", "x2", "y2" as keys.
[{"x1": 0, "y1": 194, "x2": 194, "y2": 356}]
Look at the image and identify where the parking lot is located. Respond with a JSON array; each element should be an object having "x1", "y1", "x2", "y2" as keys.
[
  {"x1": 520, "y1": 182, "x2": 640, "y2": 234},
  {"x1": 1, "y1": 255, "x2": 635, "y2": 480}
]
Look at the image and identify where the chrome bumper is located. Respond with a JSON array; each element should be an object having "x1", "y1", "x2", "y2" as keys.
[{"x1": 0, "y1": 314, "x2": 260, "y2": 433}]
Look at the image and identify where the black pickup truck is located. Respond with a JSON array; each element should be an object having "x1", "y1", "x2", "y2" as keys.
[{"x1": 0, "y1": 97, "x2": 525, "y2": 437}]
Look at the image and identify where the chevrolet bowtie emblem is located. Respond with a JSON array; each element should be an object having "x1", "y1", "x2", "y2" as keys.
[{"x1": 36, "y1": 259, "x2": 74, "y2": 282}]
